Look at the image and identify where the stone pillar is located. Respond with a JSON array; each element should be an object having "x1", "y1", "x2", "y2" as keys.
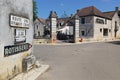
[
  {"x1": 49, "y1": 11, "x2": 57, "y2": 43},
  {"x1": 73, "y1": 15, "x2": 80, "y2": 43}
]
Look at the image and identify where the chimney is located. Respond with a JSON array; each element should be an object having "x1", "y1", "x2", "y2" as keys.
[{"x1": 77, "y1": 9, "x2": 79, "y2": 13}]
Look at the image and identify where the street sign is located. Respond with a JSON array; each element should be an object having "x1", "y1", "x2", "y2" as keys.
[
  {"x1": 4, "y1": 43, "x2": 32, "y2": 57},
  {"x1": 10, "y1": 14, "x2": 29, "y2": 28}
]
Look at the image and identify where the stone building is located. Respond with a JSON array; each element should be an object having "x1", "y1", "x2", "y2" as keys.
[
  {"x1": 57, "y1": 6, "x2": 120, "y2": 41},
  {"x1": 0, "y1": 0, "x2": 33, "y2": 79},
  {"x1": 77, "y1": 6, "x2": 120, "y2": 40},
  {"x1": 34, "y1": 18, "x2": 46, "y2": 39}
]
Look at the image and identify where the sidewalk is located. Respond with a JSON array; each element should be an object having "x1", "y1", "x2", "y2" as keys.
[
  {"x1": 12, "y1": 65, "x2": 49, "y2": 80},
  {"x1": 33, "y1": 39, "x2": 120, "y2": 46}
]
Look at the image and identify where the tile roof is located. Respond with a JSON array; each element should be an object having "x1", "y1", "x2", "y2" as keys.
[
  {"x1": 57, "y1": 17, "x2": 70, "y2": 23},
  {"x1": 103, "y1": 10, "x2": 120, "y2": 19},
  {"x1": 77, "y1": 6, "x2": 111, "y2": 19},
  {"x1": 37, "y1": 18, "x2": 46, "y2": 24},
  {"x1": 103, "y1": 11, "x2": 115, "y2": 19}
]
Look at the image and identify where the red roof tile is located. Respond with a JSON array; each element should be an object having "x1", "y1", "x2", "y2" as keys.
[
  {"x1": 77, "y1": 6, "x2": 111, "y2": 19},
  {"x1": 37, "y1": 18, "x2": 46, "y2": 24},
  {"x1": 103, "y1": 11, "x2": 115, "y2": 19}
]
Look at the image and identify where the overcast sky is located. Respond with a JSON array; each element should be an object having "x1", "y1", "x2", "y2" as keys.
[{"x1": 35, "y1": 0, "x2": 120, "y2": 19}]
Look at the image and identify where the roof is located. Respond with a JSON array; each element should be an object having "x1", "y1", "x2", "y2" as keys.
[
  {"x1": 103, "y1": 10, "x2": 120, "y2": 19},
  {"x1": 57, "y1": 17, "x2": 70, "y2": 23},
  {"x1": 77, "y1": 6, "x2": 111, "y2": 19},
  {"x1": 49, "y1": 11, "x2": 57, "y2": 18},
  {"x1": 36, "y1": 18, "x2": 46, "y2": 24},
  {"x1": 103, "y1": 11, "x2": 115, "y2": 19}
]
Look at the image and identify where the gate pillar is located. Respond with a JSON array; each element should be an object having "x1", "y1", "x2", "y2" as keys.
[{"x1": 49, "y1": 11, "x2": 57, "y2": 44}]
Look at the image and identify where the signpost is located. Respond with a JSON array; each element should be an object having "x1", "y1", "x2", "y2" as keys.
[
  {"x1": 10, "y1": 14, "x2": 29, "y2": 28},
  {"x1": 4, "y1": 43, "x2": 32, "y2": 57}
]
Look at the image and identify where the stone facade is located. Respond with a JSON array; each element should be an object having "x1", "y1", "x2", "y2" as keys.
[
  {"x1": 79, "y1": 16, "x2": 94, "y2": 38},
  {"x1": 93, "y1": 12, "x2": 120, "y2": 40},
  {"x1": 77, "y1": 6, "x2": 120, "y2": 41},
  {"x1": 0, "y1": 0, "x2": 33, "y2": 79},
  {"x1": 111, "y1": 12, "x2": 120, "y2": 39},
  {"x1": 49, "y1": 11, "x2": 57, "y2": 43},
  {"x1": 34, "y1": 18, "x2": 45, "y2": 39},
  {"x1": 73, "y1": 15, "x2": 80, "y2": 43},
  {"x1": 57, "y1": 6, "x2": 120, "y2": 41},
  {"x1": 93, "y1": 16, "x2": 112, "y2": 40}
]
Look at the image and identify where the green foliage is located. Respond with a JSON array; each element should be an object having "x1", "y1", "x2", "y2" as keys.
[{"x1": 33, "y1": 0, "x2": 38, "y2": 21}]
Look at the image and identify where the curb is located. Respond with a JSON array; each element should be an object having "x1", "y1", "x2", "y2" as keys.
[
  {"x1": 12, "y1": 65, "x2": 50, "y2": 80},
  {"x1": 33, "y1": 39, "x2": 120, "y2": 46}
]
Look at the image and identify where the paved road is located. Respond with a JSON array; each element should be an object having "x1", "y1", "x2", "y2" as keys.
[{"x1": 34, "y1": 41, "x2": 120, "y2": 80}]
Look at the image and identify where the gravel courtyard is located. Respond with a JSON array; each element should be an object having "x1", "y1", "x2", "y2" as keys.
[{"x1": 34, "y1": 41, "x2": 120, "y2": 80}]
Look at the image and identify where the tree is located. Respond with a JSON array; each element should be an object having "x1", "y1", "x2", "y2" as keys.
[{"x1": 33, "y1": 0, "x2": 38, "y2": 21}]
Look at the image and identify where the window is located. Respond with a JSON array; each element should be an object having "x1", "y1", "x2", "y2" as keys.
[
  {"x1": 109, "y1": 29, "x2": 111, "y2": 32},
  {"x1": 81, "y1": 31, "x2": 85, "y2": 36},
  {"x1": 96, "y1": 18, "x2": 104, "y2": 24},
  {"x1": 14, "y1": 29, "x2": 26, "y2": 44},
  {"x1": 81, "y1": 18, "x2": 85, "y2": 24},
  {"x1": 115, "y1": 21, "x2": 118, "y2": 37},
  {"x1": 103, "y1": 29, "x2": 108, "y2": 36},
  {"x1": 105, "y1": 19, "x2": 107, "y2": 24},
  {"x1": 100, "y1": 28, "x2": 102, "y2": 32},
  {"x1": 37, "y1": 25, "x2": 38, "y2": 29},
  {"x1": 115, "y1": 21, "x2": 118, "y2": 31}
]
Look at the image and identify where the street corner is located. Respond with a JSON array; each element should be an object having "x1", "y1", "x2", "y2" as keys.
[{"x1": 12, "y1": 64, "x2": 50, "y2": 80}]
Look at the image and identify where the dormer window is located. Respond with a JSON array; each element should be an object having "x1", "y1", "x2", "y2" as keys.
[{"x1": 96, "y1": 18, "x2": 104, "y2": 24}]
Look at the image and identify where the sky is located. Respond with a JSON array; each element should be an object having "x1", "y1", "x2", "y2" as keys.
[{"x1": 35, "y1": 0, "x2": 120, "y2": 19}]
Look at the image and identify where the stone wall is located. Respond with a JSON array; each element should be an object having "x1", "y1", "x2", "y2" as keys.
[
  {"x1": 79, "y1": 16, "x2": 94, "y2": 38},
  {"x1": 94, "y1": 16, "x2": 112, "y2": 40},
  {"x1": 111, "y1": 12, "x2": 120, "y2": 39},
  {"x1": 34, "y1": 19, "x2": 44, "y2": 38},
  {"x1": 0, "y1": 0, "x2": 33, "y2": 79}
]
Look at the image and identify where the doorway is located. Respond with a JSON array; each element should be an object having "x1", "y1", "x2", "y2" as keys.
[{"x1": 103, "y1": 28, "x2": 108, "y2": 36}]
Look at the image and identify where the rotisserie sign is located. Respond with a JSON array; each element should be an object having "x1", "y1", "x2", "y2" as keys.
[{"x1": 4, "y1": 43, "x2": 32, "y2": 57}]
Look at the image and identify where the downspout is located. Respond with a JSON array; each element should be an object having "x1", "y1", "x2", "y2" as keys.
[
  {"x1": 114, "y1": 7, "x2": 119, "y2": 38},
  {"x1": 93, "y1": 16, "x2": 95, "y2": 39}
]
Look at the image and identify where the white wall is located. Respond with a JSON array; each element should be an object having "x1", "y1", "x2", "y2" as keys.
[
  {"x1": 58, "y1": 26, "x2": 73, "y2": 35},
  {"x1": 93, "y1": 16, "x2": 112, "y2": 40},
  {"x1": 0, "y1": 0, "x2": 33, "y2": 79},
  {"x1": 0, "y1": 0, "x2": 33, "y2": 45},
  {"x1": 111, "y1": 12, "x2": 120, "y2": 38},
  {"x1": 34, "y1": 19, "x2": 44, "y2": 37}
]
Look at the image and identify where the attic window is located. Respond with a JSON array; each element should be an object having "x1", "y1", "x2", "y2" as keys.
[
  {"x1": 81, "y1": 18, "x2": 85, "y2": 24},
  {"x1": 96, "y1": 18, "x2": 104, "y2": 24}
]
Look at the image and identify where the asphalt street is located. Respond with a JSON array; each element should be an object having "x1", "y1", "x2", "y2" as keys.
[{"x1": 34, "y1": 41, "x2": 120, "y2": 80}]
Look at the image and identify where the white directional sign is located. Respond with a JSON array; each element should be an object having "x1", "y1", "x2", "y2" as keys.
[
  {"x1": 10, "y1": 15, "x2": 29, "y2": 28},
  {"x1": 15, "y1": 29, "x2": 26, "y2": 43}
]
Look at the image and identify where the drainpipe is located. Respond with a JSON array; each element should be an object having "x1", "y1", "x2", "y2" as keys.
[{"x1": 114, "y1": 7, "x2": 119, "y2": 38}]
